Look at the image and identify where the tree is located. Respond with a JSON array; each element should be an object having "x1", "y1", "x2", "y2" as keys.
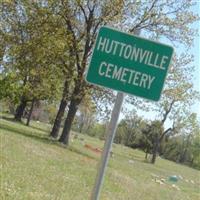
[
  {"x1": 26, "y1": 99, "x2": 36, "y2": 126},
  {"x1": 175, "y1": 113, "x2": 199, "y2": 166},
  {"x1": 190, "y1": 130, "x2": 200, "y2": 169},
  {"x1": 148, "y1": 121, "x2": 164, "y2": 164},
  {"x1": 115, "y1": 112, "x2": 146, "y2": 146},
  {"x1": 152, "y1": 54, "x2": 199, "y2": 163},
  {"x1": 0, "y1": 1, "x2": 70, "y2": 122},
  {"x1": 75, "y1": 94, "x2": 96, "y2": 133},
  {"x1": 115, "y1": 114, "x2": 163, "y2": 163},
  {"x1": 0, "y1": 30, "x2": 6, "y2": 64},
  {"x1": 57, "y1": 0, "x2": 124, "y2": 144},
  {"x1": 161, "y1": 113, "x2": 200, "y2": 169},
  {"x1": 57, "y1": 0, "x2": 199, "y2": 145},
  {"x1": 126, "y1": 52, "x2": 199, "y2": 164}
]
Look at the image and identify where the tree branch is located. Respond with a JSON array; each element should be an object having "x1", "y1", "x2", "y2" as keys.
[
  {"x1": 129, "y1": 0, "x2": 158, "y2": 33},
  {"x1": 161, "y1": 99, "x2": 175, "y2": 125},
  {"x1": 61, "y1": 0, "x2": 81, "y2": 72},
  {"x1": 81, "y1": 7, "x2": 95, "y2": 73},
  {"x1": 78, "y1": 4, "x2": 88, "y2": 22},
  {"x1": 159, "y1": 127, "x2": 172, "y2": 142}
]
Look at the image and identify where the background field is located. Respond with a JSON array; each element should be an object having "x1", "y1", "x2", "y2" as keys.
[{"x1": 0, "y1": 114, "x2": 200, "y2": 200}]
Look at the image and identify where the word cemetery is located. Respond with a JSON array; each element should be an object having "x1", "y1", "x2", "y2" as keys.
[{"x1": 86, "y1": 26, "x2": 174, "y2": 101}]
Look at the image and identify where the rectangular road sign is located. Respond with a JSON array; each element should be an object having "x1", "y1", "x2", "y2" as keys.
[{"x1": 86, "y1": 26, "x2": 174, "y2": 101}]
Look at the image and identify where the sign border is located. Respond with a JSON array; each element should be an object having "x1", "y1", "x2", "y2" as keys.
[{"x1": 85, "y1": 26, "x2": 174, "y2": 102}]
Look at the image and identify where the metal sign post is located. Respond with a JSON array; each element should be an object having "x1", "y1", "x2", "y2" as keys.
[
  {"x1": 87, "y1": 26, "x2": 174, "y2": 199},
  {"x1": 90, "y1": 92, "x2": 124, "y2": 200}
]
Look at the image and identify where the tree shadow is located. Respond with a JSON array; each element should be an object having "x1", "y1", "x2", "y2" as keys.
[
  {"x1": 1, "y1": 122, "x2": 99, "y2": 162},
  {"x1": 1, "y1": 118, "x2": 101, "y2": 161},
  {"x1": 0, "y1": 122, "x2": 52, "y2": 145},
  {"x1": 68, "y1": 145, "x2": 99, "y2": 161},
  {"x1": 1, "y1": 116, "x2": 51, "y2": 133},
  {"x1": 29, "y1": 124, "x2": 52, "y2": 134},
  {"x1": 1, "y1": 116, "x2": 18, "y2": 122}
]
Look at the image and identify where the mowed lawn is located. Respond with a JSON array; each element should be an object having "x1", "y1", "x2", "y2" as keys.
[{"x1": 0, "y1": 115, "x2": 200, "y2": 200}]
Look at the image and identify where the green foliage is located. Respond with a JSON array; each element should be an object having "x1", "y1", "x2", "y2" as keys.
[
  {"x1": 86, "y1": 122, "x2": 107, "y2": 139},
  {"x1": 115, "y1": 112, "x2": 199, "y2": 167},
  {"x1": 75, "y1": 94, "x2": 97, "y2": 133},
  {"x1": 0, "y1": 0, "x2": 71, "y2": 107},
  {"x1": 115, "y1": 112, "x2": 147, "y2": 147},
  {"x1": 162, "y1": 133, "x2": 200, "y2": 170},
  {"x1": 0, "y1": 73, "x2": 21, "y2": 104},
  {"x1": 161, "y1": 114, "x2": 200, "y2": 169},
  {"x1": 190, "y1": 132, "x2": 200, "y2": 169},
  {"x1": 43, "y1": 103, "x2": 58, "y2": 124}
]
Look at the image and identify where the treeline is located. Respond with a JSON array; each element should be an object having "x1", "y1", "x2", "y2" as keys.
[
  {"x1": 0, "y1": 1, "x2": 199, "y2": 166},
  {"x1": 115, "y1": 113, "x2": 200, "y2": 169},
  {"x1": 71, "y1": 110, "x2": 200, "y2": 169}
]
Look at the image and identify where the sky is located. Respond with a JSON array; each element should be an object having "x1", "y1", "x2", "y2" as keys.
[{"x1": 119, "y1": 1, "x2": 200, "y2": 126}]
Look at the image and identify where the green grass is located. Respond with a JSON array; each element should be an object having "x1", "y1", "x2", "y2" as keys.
[{"x1": 0, "y1": 114, "x2": 200, "y2": 200}]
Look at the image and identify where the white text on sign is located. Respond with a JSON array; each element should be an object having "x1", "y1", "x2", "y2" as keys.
[
  {"x1": 97, "y1": 37, "x2": 169, "y2": 70},
  {"x1": 98, "y1": 62, "x2": 155, "y2": 90}
]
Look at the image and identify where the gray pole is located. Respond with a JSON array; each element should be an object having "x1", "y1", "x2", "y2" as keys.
[{"x1": 90, "y1": 92, "x2": 124, "y2": 200}]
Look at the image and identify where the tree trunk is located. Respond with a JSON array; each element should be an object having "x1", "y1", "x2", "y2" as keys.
[
  {"x1": 151, "y1": 137, "x2": 159, "y2": 164},
  {"x1": 145, "y1": 149, "x2": 148, "y2": 160},
  {"x1": 26, "y1": 99, "x2": 35, "y2": 126},
  {"x1": 79, "y1": 114, "x2": 84, "y2": 133},
  {"x1": 179, "y1": 136, "x2": 191, "y2": 163},
  {"x1": 14, "y1": 98, "x2": 27, "y2": 121},
  {"x1": 179, "y1": 148, "x2": 187, "y2": 163},
  {"x1": 50, "y1": 78, "x2": 71, "y2": 138},
  {"x1": 8, "y1": 102, "x2": 15, "y2": 115},
  {"x1": 50, "y1": 98, "x2": 68, "y2": 138},
  {"x1": 58, "y1": 98, "x2": 81, "y2": 145},
  {"x1": 190, "y1": 158, "x2": 194, "y2": 166},
  {"x1": 79, "y1": 122, "x2": 84, "y2": 133}
]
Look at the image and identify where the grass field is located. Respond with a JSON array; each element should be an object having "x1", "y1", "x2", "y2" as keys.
[{"x1": 0, "y1": 113, "x2": 200, "y2": 200}]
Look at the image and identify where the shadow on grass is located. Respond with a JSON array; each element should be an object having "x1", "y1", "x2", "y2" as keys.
[
  {"x1": 2, "y1": 116, "x2": 51, "y2": 133},
  {"x1": 68, "y1": 145, "x2": 99, "y2": 161},
  {"x1": 0, "y1": 119, "x2": 98, "y2": 161},
  {"x1": 0, "y1": 121, "x2": 53, "y2": 145},
  {"x1": 29, "y1": 124, "x2": 51, "y2": 134},
  {"x1": 2, "y1": 116, "x2": 18, "y2": 123},
  {"x1": 0, "y1": 125, "x2": 45, "y2": 141}
]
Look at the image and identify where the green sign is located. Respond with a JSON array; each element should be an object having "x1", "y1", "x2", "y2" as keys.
[{"x1": 86, "y1": 26, "x2": 174, "y2": 101}]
